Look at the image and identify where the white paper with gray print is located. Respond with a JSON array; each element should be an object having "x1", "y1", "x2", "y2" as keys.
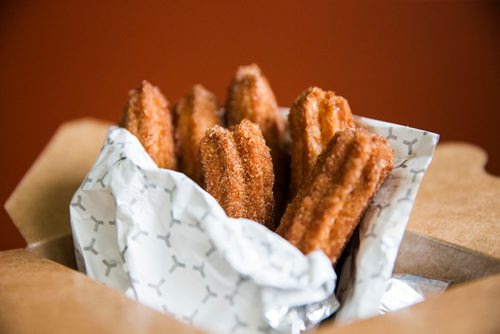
[
  {"x1": 70, "y1": 113, "x2": 438, "y2": 333},
  {"x1": 334, "y1": 116, "x2": 439, "y2": 325}
]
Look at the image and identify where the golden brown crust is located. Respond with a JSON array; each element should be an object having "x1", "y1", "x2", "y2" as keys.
[
  {"x1": 175, "y1": 84, "x2": 222, "y2": 184},
  {"x1": 276, "y1": 128, "x2": 394, "y2": 264},
  {"x1": 324, "y1": 134, "x2": 394, "y2": 262},
  {"x1": 120, "y1": 80, "x2": 177, "y2": 170},
  {"x1": 225, "y1": 64, "x2": 284, "y2": 144},
  {"x1": 200, "y1": 124, "x2": 246, "y2": 217},
  {"x1": 289, "y1": 87, "x2": 354, "y2": 199},
  {"x1": 200, "y1": 119, "x2": 275, "y2": 228},
  {"x1": 225, "y1": 64, "x2": 288, "y2": 226}
]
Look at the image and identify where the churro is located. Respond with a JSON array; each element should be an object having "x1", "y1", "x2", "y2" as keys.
[
  {"x1": 276, "y1": 128, "x2": 393, "y2": 264},
  {"x1": 175, "y1": 84, "x2": 222, "y2": 184},
  {"x1": 289, "y1": 87, "x2": 354, "y2": 198},
  {"x1": 200, "y1": 119, "x2": 275, "y2": 228},
  {"x1": 226, "y1": 64, "x2": 288, "y2": 226},
  {"x1": 120, "y1": 80, "x2": 177, "y2": 170}
]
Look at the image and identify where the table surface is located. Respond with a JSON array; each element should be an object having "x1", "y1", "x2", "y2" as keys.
[{"x1": 1, "y1": 1, "x2": 499, "y2": 250}]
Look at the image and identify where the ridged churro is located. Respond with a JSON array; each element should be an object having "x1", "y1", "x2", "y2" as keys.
[
  {"x1": 289, "y1": 87, "x2": 354, "y2": 198},
  {"x1": 200, "y1": 119, "x2": 275, "y2": 228},
  {"x1": 276, "y1": 128, "x2": 393, "y2": 264},
  {"x1": 175, "y1": 84, "x2": 222, "y2": 185},
  {"x1": 120, "y1": 80, "x2": 177, "y2": 170},
  {"x1": 225, "y1": 64, "x2": 288, "y2": 226}
]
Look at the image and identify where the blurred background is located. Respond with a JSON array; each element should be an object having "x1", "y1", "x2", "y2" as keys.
[{"x1": 0, "y1": 1, "x2": 498, "y2": 250}]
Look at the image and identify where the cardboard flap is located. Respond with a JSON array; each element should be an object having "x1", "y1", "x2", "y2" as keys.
[
  {"x1": 408, "y1": 142, "x2": 499, "y2": 258},
  {"x1": 0, "y1": 249, "x2": 203, "y2": 334},
  {"x1": 396, "y1": 142, "x2": 500, "y2": 281},
  {"x1": 318, "y1": 271, "x2": 500, "y2": 334},
  {"x1": 4, "y1": 118, "x2": 110, "y2": 263},
  {"x1": 1, "y1": 249, "x2": 498, "y2": 334}
]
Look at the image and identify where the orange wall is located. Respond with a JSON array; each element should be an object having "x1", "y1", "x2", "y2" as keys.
[{"x1": 1, "y1": 1, "x2": 499, "y2": 249}]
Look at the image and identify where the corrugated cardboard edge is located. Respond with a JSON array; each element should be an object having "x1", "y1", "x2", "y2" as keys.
[{"x1": 4, "y1": 118, "x2": 111, "y2": 267}]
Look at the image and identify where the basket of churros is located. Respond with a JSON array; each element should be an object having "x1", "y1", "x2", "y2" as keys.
[{"x1": 70, "y1": 64, "x2": 439, "y2": 333}]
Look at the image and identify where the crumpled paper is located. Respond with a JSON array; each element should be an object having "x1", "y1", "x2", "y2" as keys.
[
  {"x1": 335, "y1": 116, "x2": 439, "y2": 324},
  {"x1": 70, "y1": 112, "x2": 438, "y2": 333},
  {"x1": 70, "y1": 126, "x2": 338, "y2": 334}
]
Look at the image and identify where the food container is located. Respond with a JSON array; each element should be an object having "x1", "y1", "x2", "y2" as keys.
[{"x1": 2, "y1": 118, "x2": 500, "y2": 333}]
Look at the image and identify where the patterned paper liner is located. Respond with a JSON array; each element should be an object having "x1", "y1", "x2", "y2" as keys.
[{"x1": 70, "y1": 113, "x2": 438, "y2": 333}]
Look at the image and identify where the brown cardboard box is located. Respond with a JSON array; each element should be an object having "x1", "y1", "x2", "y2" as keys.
[
  {"x1": 395, "y1": 142, "x2": 500, "y2": 282},
  {"x1": 2, "y1": 118, "x2": 500, "y2": 333}
]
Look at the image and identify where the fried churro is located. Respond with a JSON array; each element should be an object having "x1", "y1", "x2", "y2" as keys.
[
  {"x1": 289, "y1": 87, "x2": 354, "y2": 198},
  {"x1": 200, "y1": 119, "x2": 275, "y2": 228},
  {"x1": 120, "y1": 80, "x2": 177, "y2": 170},
  {"x1": 276, "y1": 128, "x2": 393, "y2": 264},
  {"x1": 175, "y1": 84, "x2": 222, "y2": 185},
  {"x1": 225, "y1": 64, "x2": 288, "y2": 226}
]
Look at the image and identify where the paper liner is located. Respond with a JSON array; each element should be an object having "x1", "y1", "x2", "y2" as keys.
[
  {"x1": 70, "y1": 113, "x2": 438, "y2": 332},
  {"x1": 70, "y1": 127, "x2": 337, "y2": 334}
]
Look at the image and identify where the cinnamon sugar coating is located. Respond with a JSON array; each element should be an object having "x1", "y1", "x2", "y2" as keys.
[
  {"x1": 276, "y1": 128, "x2": 394, "y2": 264},
  {"x1": 289, "y1": 87, "x2": 354, "y2": 198},
  {"x1": 200, "y1": 119, "x2": 275, "y2": 228},
  {"x1": 225, "y1": 64, "x2": 288, "y2": 226},
  {"x1": 120, "y1": 80, "x2": 177, "y2": 170},
  {"x1": 175, "y1": 84, "x2": 222, "y2": 184}
]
